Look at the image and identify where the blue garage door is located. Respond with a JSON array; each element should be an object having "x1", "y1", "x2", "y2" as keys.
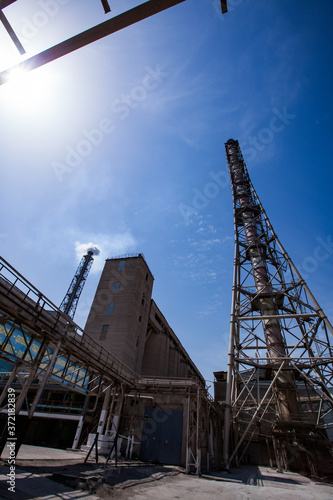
[{"x1": 140, "y1": 407, "x2": 183, "y2": 466}]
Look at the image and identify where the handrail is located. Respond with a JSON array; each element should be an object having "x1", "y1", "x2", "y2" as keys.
[{"x1": 0, "y1": 256, "x2": 138, "y2": 387}]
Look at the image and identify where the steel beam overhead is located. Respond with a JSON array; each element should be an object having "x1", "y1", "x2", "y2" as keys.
[
  {"x1": 221, "y1": 1, "x2": 228, "y2": 14},
  {"x1": 0, "y1": 9, "x2": 25, "y2": 55},
  {"x1": 0, "y1": 0, "x2": 186, "y2": 85}
]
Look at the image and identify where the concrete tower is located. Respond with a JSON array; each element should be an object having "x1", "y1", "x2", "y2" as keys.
[{"x1": 84, "y1": 254, "x2": 154, "y2": 374}]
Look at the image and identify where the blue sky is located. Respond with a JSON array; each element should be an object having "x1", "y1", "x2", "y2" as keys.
[{"x1": 0, "y1": 0, "x2": 332, "y2": 386}]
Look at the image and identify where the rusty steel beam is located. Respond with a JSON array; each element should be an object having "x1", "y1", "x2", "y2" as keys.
[
  {"x1": 101, "y1": 0, "x2": 111, "y2": 14},
  {"x1": 0, "y1": 0, "x2": 186, "y2": 85},
  {"x1": 0, "y1": 9, "x2": 25, "y2": 55},
  {"x1": 221, "y1": 1, "x2": 228, "y2": 14}
]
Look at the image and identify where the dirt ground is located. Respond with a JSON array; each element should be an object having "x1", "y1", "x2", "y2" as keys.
[
  {"x1": 13, "y1": 458, "x2": 181, "y2": 498},
  {"x1": 10, "y1": 457, "x2": 333, "y2": 500}
]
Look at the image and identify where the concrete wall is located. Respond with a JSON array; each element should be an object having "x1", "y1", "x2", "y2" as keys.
[
  {"x1": 82, "y1": 255, "x2": 220, "y2": 470},
  {"x1": 119, "y1": 388, "x2": 222, "y2": 470},
  {"x1": 84, "y1": 255, "x2": 154, "y2": 374},
  {"x1": 141, "y1": 301, "x2": 205, "y2": 384},
  {"x1": 84, "y1": 256, "x2": 204, "y2": 384}
]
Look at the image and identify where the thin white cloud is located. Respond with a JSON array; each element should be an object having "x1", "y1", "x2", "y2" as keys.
[
  {"x1": 74, "y1": 232, "x2": 137, "y2": 272},
  {"x1": 190, "y1": 239, "x2": 222, "y2": 251}
]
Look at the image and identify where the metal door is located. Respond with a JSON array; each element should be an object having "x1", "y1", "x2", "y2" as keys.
[{"x1": 140, "y1": 407, "x2": 183, "y2": 465}]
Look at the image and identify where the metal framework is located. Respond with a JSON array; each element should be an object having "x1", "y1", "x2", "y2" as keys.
[
  {"x1": 0, "y1": 257, "x2": 136, "y2": 389},
  {"x1": 0, "y1": 1, "x2": 230, "y2": 85},
  {"x1": 60, "y1": 251, "x2": 94, "y2": 320},
  {"x1": 185, "y1": 385, "x2": 219, "y2": 474},
  {"x1": 0, "y1": 0, "x2": 187, "y2": 85},
  {"x1": 223, "y1": 139, "x2": 333, "y2": 472},
  {"x1": 0, "y1": 257, "x2": 221, "y2": 470},
  {"x1": 137, "y1": 377, "x2": 220, "y2": 474},
  {"x1": 0, "y1": 255, "x2": 137, "y2": 452}
]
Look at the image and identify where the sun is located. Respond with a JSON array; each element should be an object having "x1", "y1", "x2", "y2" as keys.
[{"x1": 0, "y1": 65, "x2": 55, "y2": 113}]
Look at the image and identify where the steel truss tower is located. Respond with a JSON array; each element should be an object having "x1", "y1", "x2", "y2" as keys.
[
  {"x1": 60, "y1": 251, "x2": 95, "y2": 319},
  {"x1": 223, "y1": 139, "x2": 333, "y2": 473}
]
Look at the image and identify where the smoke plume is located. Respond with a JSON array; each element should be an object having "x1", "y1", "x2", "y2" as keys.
[{"x1": 75, "y1": 242, "x2": 101, "y2": 258}]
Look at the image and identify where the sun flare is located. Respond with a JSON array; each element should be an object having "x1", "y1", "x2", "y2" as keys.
[{"x1": 1, "y1": 65, "x2": 54, "y2": 113}]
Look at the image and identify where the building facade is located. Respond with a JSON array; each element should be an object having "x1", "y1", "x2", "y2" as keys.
[
  {"x1": 84, "y1": 254, "x2": 204, "y2": 382},
  {"x1": 84, "y1": 254, "x2": 154, "y2": 374},
  {"x1": 83, "y1": 254, "x2": 222, "y2": 470},
  {"x1": 0, "y1": 254, "x2": 222, "y2": 471}
]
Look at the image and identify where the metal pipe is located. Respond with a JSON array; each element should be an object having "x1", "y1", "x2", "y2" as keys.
[
  {"x1": 186, "y1": 393, "x2": 191, "y2": 474},
  {"x1": 0, "y1": 364, "x2": 21, "y2": 407},
  {"x1": 222, "y1": 242, "x2": 238, "y2": 469},
  {"x1": 97, "y1": 384, "x2": 112, "y2": 435},
  {"x1": 239, "y1": 313, "x2": 317, "y2": 321},
  {"x1": 196, "y1": 386, "x2": 201, "y2": 475},
  {"x1": 226, "y1": 140, "x2": 287, "y2": 363},
  {"x1": 250, "y1": 183, "x2": 333, "y2": 338}
]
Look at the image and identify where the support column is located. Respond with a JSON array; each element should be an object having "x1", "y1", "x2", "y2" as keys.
[{"x1": 28, "y1": 341, "x2": 62, "y2": 417}]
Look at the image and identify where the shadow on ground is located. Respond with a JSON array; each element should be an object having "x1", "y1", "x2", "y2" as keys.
[
  {"x1": 9, "y1": 460, "x2": 332, "y2": 499},
  {"x1": 205, "y1": 465, "x2": 303, "y2": 486},
  {"x1": 14, "y1": 460, "x2": 182, "y2": 496}
]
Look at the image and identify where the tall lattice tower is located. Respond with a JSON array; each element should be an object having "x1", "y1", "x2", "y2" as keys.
[
  {"x1": 223, "y1": 139, "x2": 333, "y2": 474},
  {"x1": 60, "y1": 246, "x2": 100, "y2": 320}
]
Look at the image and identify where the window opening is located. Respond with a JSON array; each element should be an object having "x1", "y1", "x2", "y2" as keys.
[
  {"x1": 106, "y1": 302, "x2": 114, "y2": 315},
  {"x1": 118, "y1": 261, "x2": 126, "y2": 271}
]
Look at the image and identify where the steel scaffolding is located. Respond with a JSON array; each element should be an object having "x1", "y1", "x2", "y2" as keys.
[
  {"x1": 60, "y1": 250, "x2": 95, "y2": 320},
  {"x1": 0, "y1": 256, "x2": 137, "y2": 453},
  {"x1": 223, "y1": 139, "x2": 333, "y2": 473}
]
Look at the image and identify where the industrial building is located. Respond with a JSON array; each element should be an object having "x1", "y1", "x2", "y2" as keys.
[
  {"x1": 1, "y1": 0, "x2": 332, "y2": 485},
  {"x1": 84, "y1": 254, "x2": 204, "y2": 381},
  {"x1": 83, "y1": 254, "x2": 222, "y2": 470},
  {"x1": 0, "y1": 254, "x2": 222, "y2": 473},
  {"x1": 0, "y1": 139, "x2": 332, "y2": 477}
]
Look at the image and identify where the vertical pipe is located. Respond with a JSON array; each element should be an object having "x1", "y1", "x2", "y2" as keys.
[
  {"x1": 196, "y1": 386, "x2": 201, "y2": 475},
  {"x1": 72, "y1": 416, "x2": 84, "y2": 450},
  {"x1": 186, "y1": 393, "x2": 191, "y2": 474},
  {"x1": 97, "y1": 384, "x2": 112, "y2": 435},
  {"x1": 222, "y1": 240, "x2": 238, "y2": 469},
  {"x1": 226, "y1": 140, "x2": 286, "y2": 362}
]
